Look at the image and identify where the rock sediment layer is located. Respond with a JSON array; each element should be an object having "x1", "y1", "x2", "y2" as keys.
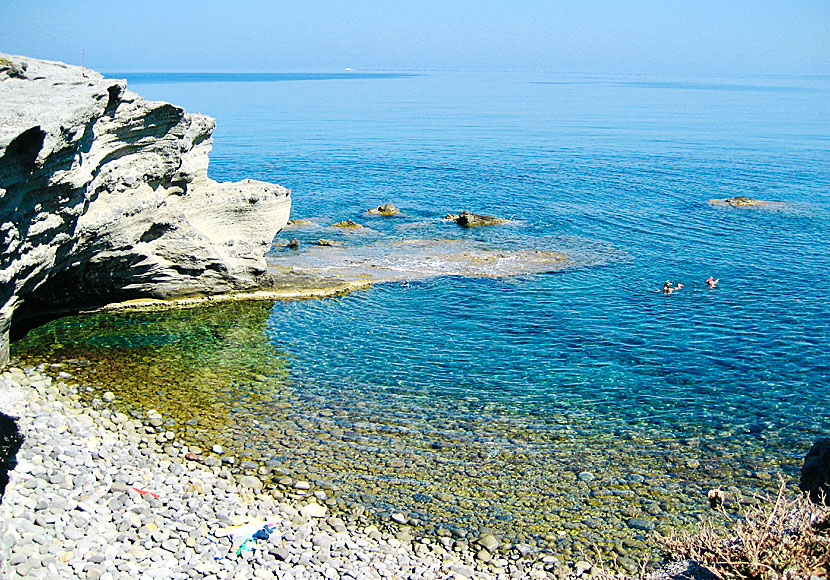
[{"x1": 0, "y1": 54, "x2": 291, "y2": 364}]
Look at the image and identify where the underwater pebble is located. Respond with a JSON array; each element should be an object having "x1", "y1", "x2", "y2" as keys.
[{"x1": 1, "y1": 370, "x2": 528, "y2": 580}]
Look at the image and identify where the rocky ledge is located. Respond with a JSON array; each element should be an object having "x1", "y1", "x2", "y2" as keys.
[{"x1": 0, "y1": 54, "x2": 291, "y2": 365}]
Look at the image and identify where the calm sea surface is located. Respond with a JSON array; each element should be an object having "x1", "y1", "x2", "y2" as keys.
[{"x1": 14, "y1": 70, "x2": 830, "y2": 562}]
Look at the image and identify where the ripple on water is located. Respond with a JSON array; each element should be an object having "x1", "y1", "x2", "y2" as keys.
[{"x1": 11, "y1": 269, "x2": 827, "y2": 566}]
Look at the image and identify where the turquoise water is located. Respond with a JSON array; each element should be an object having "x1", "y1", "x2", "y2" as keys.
[
  {"x1": 33, "y1": 71, "x2": 830, "y2": 559},
  {"x1": 128, "y1": 70, "x2": 829, "y2": 438}
]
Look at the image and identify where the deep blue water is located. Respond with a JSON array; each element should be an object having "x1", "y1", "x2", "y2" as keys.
[{"x1": 94, "y1": 70, "x2": 830, "y2": 545}]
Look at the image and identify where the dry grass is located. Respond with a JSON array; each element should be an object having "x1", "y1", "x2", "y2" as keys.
[{"x1": 662, "y1": 483, "x2": 830, "y2": 580}]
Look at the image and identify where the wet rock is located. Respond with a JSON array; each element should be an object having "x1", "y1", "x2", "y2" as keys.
[
  {"x1": 367, "y1": 202, "x2": 400, "y2": 216},
  {"x1": 446, "y1": 211, "x2": 507, "y2": 227},
  {"x1": 800, "y1": 438, "x2": 830, "y2": 505},
  {"x1": 316, "y1": 239, "x2": 340, "y2": 247},
  {"x1": 577, "y1": 471, "x2": 595, "y2": 482},
  {"x1": 627, "y1": 518, "x2": 655, "y2": 532},
  {"x1": 331, "y1": 219, "x2": 363, "y2": 229},
  {"x1": 709, "y1": 196, "x2": 780, "y2": 208}
]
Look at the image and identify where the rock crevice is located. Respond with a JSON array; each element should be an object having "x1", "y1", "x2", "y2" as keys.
[{"x1": 0, "y1": 54, "x2": 291, "y2": 364}]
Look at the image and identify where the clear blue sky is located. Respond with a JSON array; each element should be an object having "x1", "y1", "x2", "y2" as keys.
[{"x1": 2, "y1": 0, "x2": 828, "y2": 75}]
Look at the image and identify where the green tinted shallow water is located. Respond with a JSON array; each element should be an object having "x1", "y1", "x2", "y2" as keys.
[
  {"x1": 11, "y1": 70, "x2": 830, "y2": 568},
  {"x1": 12, "y1": 303, "x2": 295, "y2": 454},
  {"x1": 11, "y1": 299, "x2": 794, "y2": 565}
]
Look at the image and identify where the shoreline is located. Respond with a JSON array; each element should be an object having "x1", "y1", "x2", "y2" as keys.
[{"x1": 0, "y1": 364, "x2": 584, "y2": 580}]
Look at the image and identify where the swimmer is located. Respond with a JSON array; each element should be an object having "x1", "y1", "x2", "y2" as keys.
[
  {"x1": 663, "y1": 281, "x2": 672, "y2": 294},
  {"x1": 706, "y1": 276, "x2": 719, "y2": 289}
]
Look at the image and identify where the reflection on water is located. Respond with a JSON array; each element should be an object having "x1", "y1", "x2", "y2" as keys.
[
  {"x1": 10, "y1": 69, "x2": 830, "y2": 568},
  {"x1": 10, "y1": 288, "x2": 817, "y2": 565},
  {"x1": 12, "y1": 302, "x2": 294, "y2": 450}
]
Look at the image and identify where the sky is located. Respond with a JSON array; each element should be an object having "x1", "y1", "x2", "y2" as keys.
[{"x1": 1, "y1": 0, "x2": 828, "y2": 75}]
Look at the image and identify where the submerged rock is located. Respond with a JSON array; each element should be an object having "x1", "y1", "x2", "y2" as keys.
[
  {"x1": 269, "y1": 238, "x2": 568, "y2": 283},
  {"x1": 0, "y1": 53, "x2": 291, "y2": 365},
  {"x1": 446, "y1": 211, "x2": 507, "y2": 227},
  {"x1": 367, "y1": 202, "x2": 400, "y2": 216},
  {"x1": 709, "y1": 196, "x2": 779, "y2": 208},
  {"x1": 799, "y1": 438, "x2": 830, "y2": 505}
]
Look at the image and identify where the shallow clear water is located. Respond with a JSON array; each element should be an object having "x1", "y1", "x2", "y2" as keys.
[{"x1": 14, "y1": 70, "x2": 830, "y2": 562}]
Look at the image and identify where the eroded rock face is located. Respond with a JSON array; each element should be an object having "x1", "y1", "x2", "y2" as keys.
[{"x1": 0, "y1": 54, "x2": 291, "y2": 364}]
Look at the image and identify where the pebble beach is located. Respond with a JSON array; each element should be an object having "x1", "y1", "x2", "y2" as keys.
[{"x1": 0, "y1": 365, "x2": 576, "y2": 580}]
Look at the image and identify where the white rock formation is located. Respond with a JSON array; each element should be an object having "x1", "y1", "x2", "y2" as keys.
[{"x1": 0, "y1": 54, "x2": 291, "y2": 364}]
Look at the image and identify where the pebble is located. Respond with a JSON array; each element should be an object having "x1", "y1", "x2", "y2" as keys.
[
  {"x1": 0, "y1": 366, "x2": 673, "y2": 580},
  {"x1": 239, "y1": 475, "x2": 263, "y2": 492},
  {"x1": 577, "y1": 471, "x2": 595, "y2": 482},
  {"x1": 299, "y1": 503, "x2": 327, "y2": 518},
  {"x1": 478, "y1": 534, "x2": 500, "y2": 551},
  {"x1": 627, "y1": 518, "x2": 655, "y2": 532}
]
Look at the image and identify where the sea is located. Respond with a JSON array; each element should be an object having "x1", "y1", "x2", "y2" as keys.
[{"x1": 13, "y1": 70, "x2": 830, "y2": 564}]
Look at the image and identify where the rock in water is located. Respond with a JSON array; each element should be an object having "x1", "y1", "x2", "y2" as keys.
[
  {"x1": 708, "y1": 196, "x2": 782, "y2": 208},
  {"x1": 799, "y1": 438, "x2": 830, "y2": 505},
  {"x1": 331, "y1": 219, "x2": 363, "y2": 228},
  {"x1": 367, "y1": 202, "x2": 400, "y2": 216},
  {"x1": 0, "y1": 53, "x2": 291, "y2": 364},
  {"x1": 446, "y1": 211, "x2": 507, "y2": 227}
]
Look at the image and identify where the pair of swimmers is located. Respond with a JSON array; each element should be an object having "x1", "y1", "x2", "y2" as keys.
[
  {"x1": 663, "y1": 281, "x2": 683, "y2": 294},
  {"x1": 662, "y1": 277, "x2": 718, "y2": 294}
]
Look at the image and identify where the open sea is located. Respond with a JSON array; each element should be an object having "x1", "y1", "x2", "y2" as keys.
[{"x1": 13, "y1": 70, "x2": 830, "y2": 564}]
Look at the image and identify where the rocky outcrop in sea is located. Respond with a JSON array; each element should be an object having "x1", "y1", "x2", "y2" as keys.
[{"x1": 0, "y1": 53, "x2": 291, "y2": 365}]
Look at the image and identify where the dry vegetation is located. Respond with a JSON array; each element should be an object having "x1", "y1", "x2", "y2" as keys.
[{"x1": 662, "y1": 484, "x2": 830, "y2": 580}]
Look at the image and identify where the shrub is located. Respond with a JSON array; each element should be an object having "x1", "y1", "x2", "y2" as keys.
[{"x1": 662, "y1": 483, "x2": 830, "y2": 580}]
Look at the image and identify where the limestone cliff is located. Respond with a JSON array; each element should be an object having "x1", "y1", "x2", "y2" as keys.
[{"x1": 0, "y1": 54, "x2": 291, "y2": 364}]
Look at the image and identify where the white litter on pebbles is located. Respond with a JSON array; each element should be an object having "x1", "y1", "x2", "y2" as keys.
[{"x1": 0, "y1": 367, "x2": 562, "y2": 580}]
